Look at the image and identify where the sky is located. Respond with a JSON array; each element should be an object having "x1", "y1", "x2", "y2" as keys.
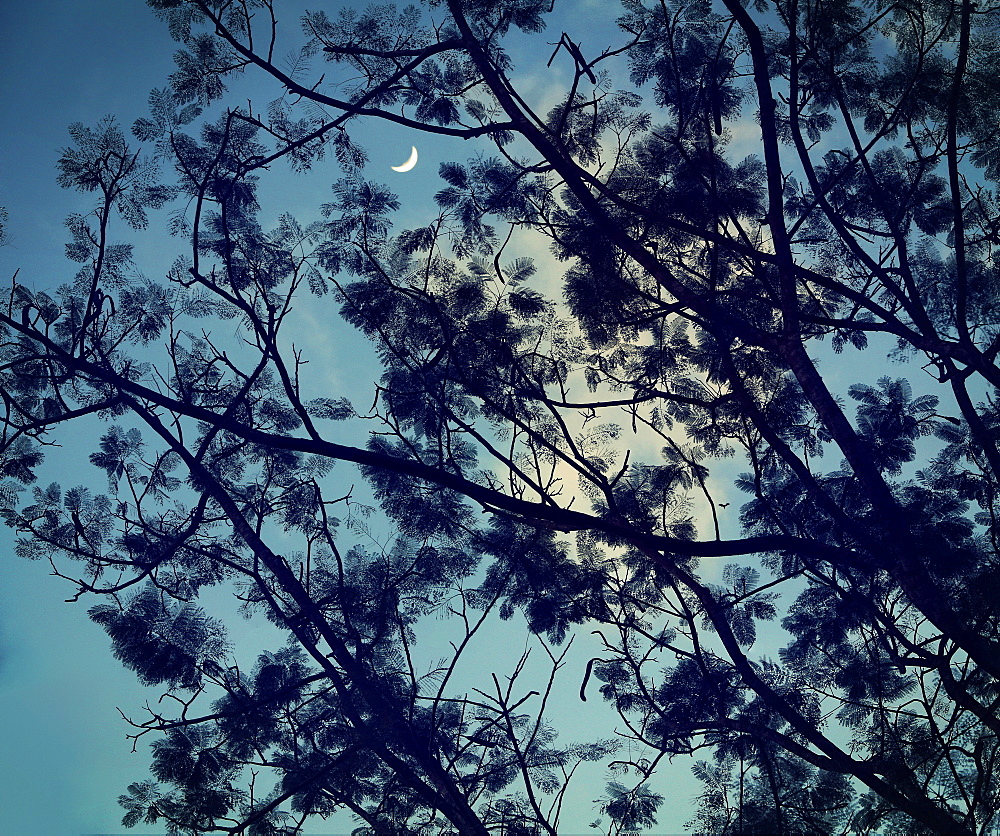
[
  {"x1": 0, "y1": 2, "x2": 720, "y2": 834},
  {"x1": 0, "y1": 6, "x2": 187, "y2": 833}
]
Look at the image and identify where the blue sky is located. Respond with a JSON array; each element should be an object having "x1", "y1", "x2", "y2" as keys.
[
  {"x1": 0, "y1": 3, "x2": 365, "y2": 833},
  {"x1": 0, "y1": 2, "x2": 714, "y2": 834},
  {"x1": 0, "y1": 5, "x2": 183, "y2": 833}
]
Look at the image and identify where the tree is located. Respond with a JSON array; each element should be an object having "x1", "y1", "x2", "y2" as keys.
[{"x1": 2, "y1": 0, "x2": 1000, "y2": 832}]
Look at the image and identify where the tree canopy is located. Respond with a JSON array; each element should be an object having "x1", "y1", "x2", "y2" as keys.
[{"x1": 3, "y1": 0, "x2": 1000, "y2": 832}]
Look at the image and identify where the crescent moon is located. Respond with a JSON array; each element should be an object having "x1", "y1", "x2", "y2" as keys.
[{"x1": 391, "y1": 146, "x2": 418, "y2": 173}]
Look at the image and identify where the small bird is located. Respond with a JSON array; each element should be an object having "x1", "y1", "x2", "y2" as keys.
[{"x1": 72, "y1": 510, "x2": 89, "y2": 548}]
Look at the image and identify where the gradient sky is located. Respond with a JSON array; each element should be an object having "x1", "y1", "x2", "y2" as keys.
[
  {"x1": 0, "y1": 2, "x2": 708, "y2": 834},
  {"x1": 0, "y1": 6, "x2": 186, "y2": 833}
]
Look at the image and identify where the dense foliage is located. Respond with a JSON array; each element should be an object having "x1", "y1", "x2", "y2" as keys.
[{"x1": 3, "y1": 0, "x2": 1000, "y2": 832}]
